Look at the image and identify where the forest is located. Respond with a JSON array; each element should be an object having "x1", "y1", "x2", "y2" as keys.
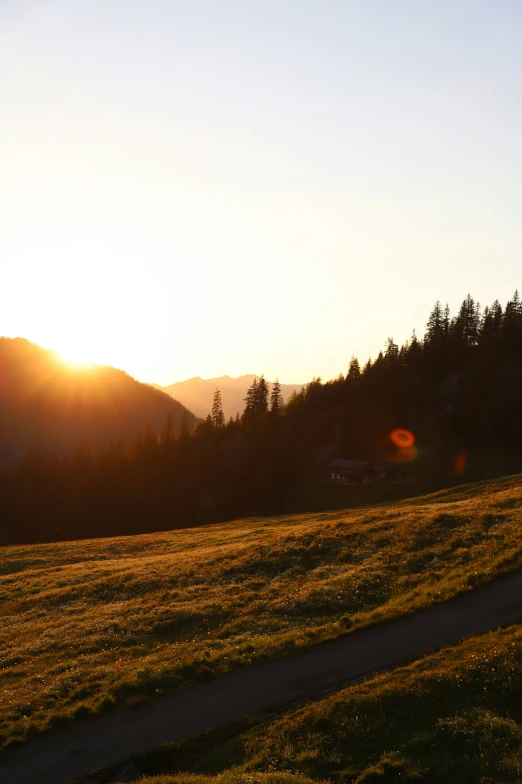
[{"x1": 2, "y1": 291, "x2": 522, "y2": 545}]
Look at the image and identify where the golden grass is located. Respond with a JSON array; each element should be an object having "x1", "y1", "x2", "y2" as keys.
[
  {"x1": 2, "y1": 474, "x2": 522, "y2": 749},
  {"x1": 183, "y1": 624, "x2": 522, "y2": 783},
  {"x1": 136, "y1": 775, "x2": 321, "y2": 784}
]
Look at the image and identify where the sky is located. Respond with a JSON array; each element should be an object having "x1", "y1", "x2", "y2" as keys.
[{"x1": 1, "y1": 1, "x2": 522, "y2": 385}]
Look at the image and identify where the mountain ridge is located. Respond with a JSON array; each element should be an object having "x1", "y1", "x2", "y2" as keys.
[
  {"x1": 0, "y1": 337, "x2": 197, "y2": 467},
  {"x1": 155, "y1": 373, "x2": 304, "y2": 419}
]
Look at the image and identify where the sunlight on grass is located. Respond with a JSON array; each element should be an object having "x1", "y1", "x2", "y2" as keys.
[
  {"x1": 183, "y1": 624, "x2": 522, "y2": 783},
  {"x1": 2, "y1": 474, "x2": 522, "y2": 749},
  {"x1": 136, "y1": 775, "x2": 322, "y2": 784}
]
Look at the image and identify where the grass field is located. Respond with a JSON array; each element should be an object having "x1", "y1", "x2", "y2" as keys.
[
  {"x1": 2, "y1": 474, "x2": 522, "y2": 750},
  {"x1": 132, "y1": 623, "x2": 522, "y2": 783}
]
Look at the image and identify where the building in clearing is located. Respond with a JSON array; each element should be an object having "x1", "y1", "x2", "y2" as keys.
[{"x1": 330, "y1": 459, "x2": 386, "y2": 485}]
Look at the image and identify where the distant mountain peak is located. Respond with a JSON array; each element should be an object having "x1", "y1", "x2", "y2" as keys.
[{"x1": 157, "y1": 374, "x2": 304, "y2": 420}]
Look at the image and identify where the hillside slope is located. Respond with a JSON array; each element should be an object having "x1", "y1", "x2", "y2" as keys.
[
  {"x1": 1, "y1": 474, "x2": 522, "y2": 751},
  {"x1": 156, "y1": 375, "x2": 303, "y2": 419},
  {"x1": 177, "y1": 623, "x2": 522, "y2": 784},
  {"x1": 0, "y1": 337, "x2": 196, "y2": 466},
  {"x1": 4, "y1": 572, "x2": 522, "y2": 783}
]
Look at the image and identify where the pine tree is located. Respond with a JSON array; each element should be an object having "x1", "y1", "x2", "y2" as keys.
[
  {"x1": 406, "y1": 330, "x2": 422, "y2": 367},
  {"x1": 503, "y1": 291, "x2": 522, "y2": 352},
  {"x1": 257, "y1": 375, "x2": 270, "y2": 413},
  {"x1": 270, "y1": 379, "x2": 283, "y2": 414},
  {"x1": 211, "y1": 388, "x2": 225, "y2": 427},
  {"x1": 384, "y1": 337, "x2": 399, "y2": 365},
  {"x1": 244, "y1": 376, "x2": 269, "y2": 422},
  {"x1": 454, "y1": 294, "x2": 480, "y2": 348},
  {"x1": 442, "y1": 303, "x2": 451, "y2": 339},
  {"x1": 244, "y1": 378, "x2": 258, "y2": 421},
  {"x1": 425, "y1": 301, "x2": 443, "y2": 345},
  {"x1": 490, "y1": 300, "x2": 503, "y2": 344},
  {"x1": 346, "y1": 356, "x2": 361, "y2": 382}
]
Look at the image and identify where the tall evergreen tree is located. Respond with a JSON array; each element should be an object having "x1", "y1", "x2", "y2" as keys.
[
  {"x1": 407, "y1": 330, "x2": 422, "y2": 365},
  {"x1": 244, "y1": 376, "x2": 269, "y2": 422},
  {"x1": 385, "y1": 337, "x2": 399, "y2": 365},
  {"x1": 454, "y1": 294, "x2": 480, "y2": 348},
  {"x1": 503, "y1": 291, "x2": 522, "y2": 352},
  {"x1": 211, "y1": 388, "x2": 225, "y2": 427},
  {"x1": 270, "y1": 379, "x2": 283, "y2": 414},
  {"x1": 159, "y1": 412, "x2": 176, "y2": 446},
  {"x1": 346, "y1": 356, "x2": 361, "y2": 382},
  {"x1": 244, "y1": 378, "x2": 258, "y2": 421},
  {"x1": 257, "y1": 375, "x2": 270, "y2": 413},
  {"x1": 442, "y1": 303, "x2": 451, "y2": 339},
  {"x1": 425, "y1": 301, "x2": 443, "y2": 345}
]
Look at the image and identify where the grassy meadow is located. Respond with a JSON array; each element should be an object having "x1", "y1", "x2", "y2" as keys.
[
  {"x1": 3, "y1": 474, "x2": 522, "y2": 750},
  {"x1": 133, "y1": 623, "x2": 522, "y2": 784}
]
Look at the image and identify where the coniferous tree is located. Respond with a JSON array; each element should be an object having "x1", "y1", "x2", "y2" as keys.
[
  {"x1": 453, "y1": 294, "x2": 480, "y2": 348},
  {"x1": 425, "y1": 301, "x2": 443, "y2": 345},
  {"x1": 347, "y1": 356, "x2": 361, "y2": 382},
  {"x1": 503, "y1": 291, "x2": 522, "y2": 352},
  {"x1": 159, "y1": 413, "x2": 176, "y2": 446},
  {"x1": 211, "y1": 388, "x2": 225, "y2": 428},
  {"x1": 442, "y1": 303, "x2": 451, "y2": 339},
  {"x1": 491, "y1": 300, "x2": 504, "y2": 345},
  {"x1": 270, "y1": 379, "x2": 283, "y2": 414},
  {"x1": 407, "y1": 330, "x2": 422, "y2": 366},
  {"x1": 384, "y1": 338, "x2": 399, "y2": 365},
  {"x1": 243, "y1": 378, "x2": 258, "y2": 422},
  {"x1": 244, "y1": 376, "x2": 269, "y2": 422},
  {"x1": 257, "y1": 375, "x2": 270, "y2": 414}
]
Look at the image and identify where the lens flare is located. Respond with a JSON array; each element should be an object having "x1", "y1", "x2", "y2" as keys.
[
  {"x1": 454, "y1": 452, "x2": 468, "y2": 476},
  {"x1": 390, "y1": 428, "x2": 415, "y2": 448},
  {"x1": 386, "y1": 428, "x2": 417, "y2": 462}
]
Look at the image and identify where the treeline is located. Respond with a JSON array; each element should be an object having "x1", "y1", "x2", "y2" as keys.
[
  {"x1": 2, "y1": 292, "x2": 522, "y2": 544},
  {"x1": 0, "y1": 391, "x2": 300, "y2": 543}
]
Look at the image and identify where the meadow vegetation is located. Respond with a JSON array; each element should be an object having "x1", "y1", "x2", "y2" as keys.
[
  {"x1": 2, "y1": 474, "x2": 522, "y2": 751},
  {"x1": 133, "y1": 623, "x2": 522, "y2": 783}
]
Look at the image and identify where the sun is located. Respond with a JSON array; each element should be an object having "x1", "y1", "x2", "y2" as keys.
[{"x1": 56, "y1": 339, "x2": 98, "y2": 369}]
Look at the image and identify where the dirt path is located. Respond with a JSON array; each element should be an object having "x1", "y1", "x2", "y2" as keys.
[{"x1": 2, "y1": 570, "x2": 522, "y2": 784}]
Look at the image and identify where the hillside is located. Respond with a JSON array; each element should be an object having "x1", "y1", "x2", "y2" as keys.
[
  {"x1": 158, "y1": 623, "x2": 522, "y2": 784},
  {"x1": 156, "y1": 375, "x2": 303, "y2": 420},
  {"x1": 0, "y1": 337, "x2": 196, "y2": 467},
  {"x1": 2, "y1": 474, "x2": 522, "y2": 753}
]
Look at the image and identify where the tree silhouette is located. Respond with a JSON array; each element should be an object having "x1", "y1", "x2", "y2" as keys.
[
  {"x1": 270, "y1": 379, "x2": 283, "y2": 414},
  {"x1": 257, "y1": 375, "x2": 270, "y2": 414},
  {"x1": 244, "y1": 376, "x2": 269, "y2": 423},
  {"x1": 426, "y1": 301, "x2": 443, "y2": 346},
  {"x1": 211, "y1": 388, "x2": 225, "y2": 428},
  {"x1": 347, "y1": 356, "x2": 361, "y2": 382}
]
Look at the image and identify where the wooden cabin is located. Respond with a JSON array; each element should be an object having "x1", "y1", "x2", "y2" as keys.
[{"x1": 330, "y1": 459, "x2": 386, "y2": 485}]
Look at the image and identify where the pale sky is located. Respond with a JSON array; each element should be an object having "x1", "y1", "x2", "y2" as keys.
[{"x1": 1, "y1": 1, "x2": 521, "y2": 384}]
